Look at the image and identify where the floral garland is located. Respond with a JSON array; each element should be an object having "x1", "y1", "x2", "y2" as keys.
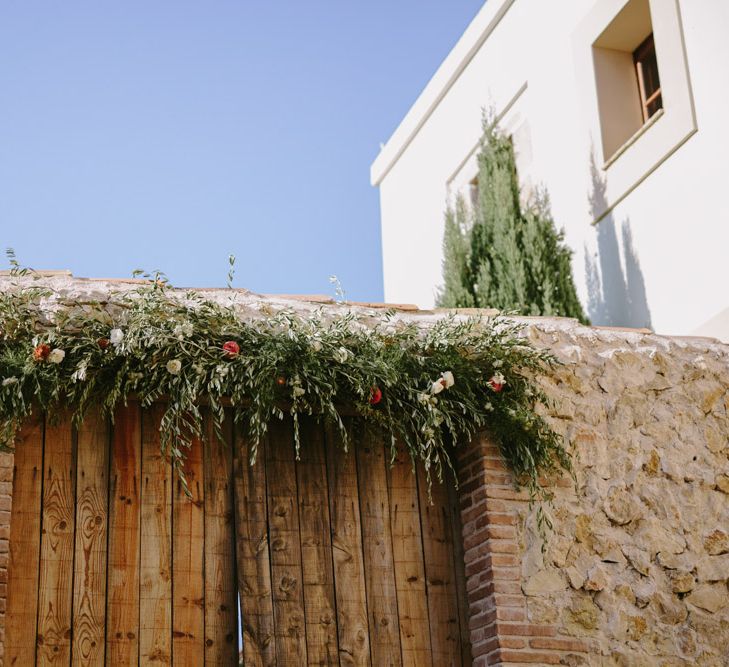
[{"x1": 0, "y1": 275, "x2": 571, "y2": 506}]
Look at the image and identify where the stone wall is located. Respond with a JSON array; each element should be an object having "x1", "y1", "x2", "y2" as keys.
[
  {"x1": 460, "y1": 321, "x2": 729, "y2": 666},
  {"x1": 2, "y1": 274, "x2": 728, "y2": 665}
]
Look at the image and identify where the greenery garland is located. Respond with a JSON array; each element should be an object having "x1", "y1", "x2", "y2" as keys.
[{"x1": 0, "y1": 271, "x2": 571, "y2": 509}]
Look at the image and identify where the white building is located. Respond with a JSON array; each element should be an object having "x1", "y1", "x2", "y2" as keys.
[{"x1": 371, "y1": 0, "x2": 729, "y2": 340}]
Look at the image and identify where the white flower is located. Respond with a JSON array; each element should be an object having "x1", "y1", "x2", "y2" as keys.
[
  {"x1": 441, "y1": 371, "x2": 455, "y2": 388},
  {"x1": 431, "y1": 380, "x2": 445, "y2": 395},
  {"x1": 311, "y1": 339, "x2": 322, "y2": 352},
  {"x1": 292, "y1": 386, "x2": 305, "y2": 398},
  {"x1": 484, "y1": 401, "x2": 494, "y2": 412},
  {"x1": 493, "y1": 359, "x2": 503, "y2": 368},
  {"x1": 173, "y1": 323, "x2": 193, "y2": 339},
  {"x1": 128, "y1": 372, "x2": 143, "y2": 381},
  {"x1": 334, "y1": 347, "x2": 349, "y2": 363},
  {"x1": 166, "y1": 359, "x2": 182, "y2": 375},
  {"x1": 71, "y1": 365, "x2": 87, "y2": 382},
  {"x1": 417, "y1": 392, "x2": 430, "y2": 404},
  {"x1": 48, "y1": 349, "x2": 65, "y2": 364},
  {"x1": 110, "y1": 328, "x2": 124, "y2": 345},
  {"x1": 2, "y1": 377, "x2": 18, "y2": 387}
]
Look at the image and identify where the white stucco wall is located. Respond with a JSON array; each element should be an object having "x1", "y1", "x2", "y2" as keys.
[{"x1": 372, "y1": 0, "x2": 729, "y2": 339}]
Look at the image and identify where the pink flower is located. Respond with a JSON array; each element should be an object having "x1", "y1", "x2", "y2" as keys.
[
  {"x1": 369, "y1": 386, "x2": 383, "y2": 405},
  {"x1": 487, "y1": 372, "x2": 506, "y2": 392},
  {"x1": 222, "y1": 341, "x2": 240, "y2": 358}
]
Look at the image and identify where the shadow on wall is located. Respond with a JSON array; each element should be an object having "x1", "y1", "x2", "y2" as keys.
[{"x1": 584, "y1": 155, "x2": 652, "y2": 329}]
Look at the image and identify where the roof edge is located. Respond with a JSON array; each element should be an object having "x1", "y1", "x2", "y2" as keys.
[{"x1": 369, "y1": 0, "x2": 516, "y2": 186}]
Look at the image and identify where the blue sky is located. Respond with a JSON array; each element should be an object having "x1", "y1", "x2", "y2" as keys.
[{"x1": 0, "y1": 2, "x2": 483, "y2": 301}]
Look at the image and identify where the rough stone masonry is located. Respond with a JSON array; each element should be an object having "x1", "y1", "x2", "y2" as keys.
[
  {"x1": 459, "y1": 319, "x2": 729, "y2": 666},
  {"x1": 0, "y1": 274, "x2": 727, "y2": 666}
]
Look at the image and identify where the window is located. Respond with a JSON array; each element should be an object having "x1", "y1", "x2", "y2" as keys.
[
  {"x1": 591, "y1": 0, "x2": 658, "y2": 160},
  {"x1": 573, "y1": 0, "x2": 697, "y2": 221},
  {"x1": 634, "y1": 34, "x2": 662, "y2": 122}
]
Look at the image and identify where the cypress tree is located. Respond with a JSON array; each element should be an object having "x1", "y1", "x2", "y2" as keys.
[{"x1": 437, "y1": 117, "x2": 588, "y2": 323}]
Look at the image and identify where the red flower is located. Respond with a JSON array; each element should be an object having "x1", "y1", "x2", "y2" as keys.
[
  {"x1": 97, "y1": 338, "x2": 110, "y2": 350},
  {"x1": 487, "y1": 374, "x2": 506, "y2": 392},
  {"x1": 276, "y1": 375, "x2": 287, "y2": 386},
  {"x1": 222, "y1": 340, "x2": 240, "y2": 358},
  {"x1": 33, "y1": 343, "x2": 51, "y2": 362},
  {"x1": 369, "y1": 386, "x2": 383, "y2": 405}
]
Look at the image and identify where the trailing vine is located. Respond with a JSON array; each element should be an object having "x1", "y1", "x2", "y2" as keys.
[{"x1": 0, "y1": 270, "x2": 571, "y2": 509}]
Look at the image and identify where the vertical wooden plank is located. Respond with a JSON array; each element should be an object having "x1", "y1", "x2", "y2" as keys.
[
  {"x1": 447, "y1": 474, "x2": 472, "y2": 666},
  {"x1": 417, "y1": 465, "x2": 461, "y2": 667},
  {"x1": 356, "y1": 431, "x2": 402, "y2": 667},
  {"x1": 266, "y1": 417, "x2": 308, "y2": 665},
  {"x1": 5, "y1": 413, "x2": 44, "y2": 666},
  {"x1": 296, "y1": 418, "x2": 338, "y2": 666},
  {"x1": 106, "y1": 402, "x2": 141, "y2": 666},
  {"x1": 172, "y1": 430, "x2": 204, "y2": 666},
  {"x1": 72, "y1": 408, "x2": 110, "y2": 667},
  {"x1": 203, "y1": 410, "x2": 238, "y2": 663},
  {"x1": 234, "y1": 431, "x2": 276, "y2": 666},
  {"x1": 326, "y1": 419, "x2": 371, "y2": 667},
  {"x1": 387, "y1": 446, "x2": 432, "y2": 667},
  {"x1": 37, "y1": 411, "x2": 76, "y2": 665},
  {"x1": 139, "y1": 403, "x2": 172, "y2": 664}
]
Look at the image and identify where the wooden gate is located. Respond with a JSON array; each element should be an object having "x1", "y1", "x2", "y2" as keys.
[{"x1": 6, "y1": 403, "x2": 471, "y2": 666}]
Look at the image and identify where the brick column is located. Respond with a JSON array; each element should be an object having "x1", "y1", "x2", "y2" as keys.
[
  {"x1": 0, "y1": 451, "x2": 13, "y2": 665},
  {"x1": 456, "y1": 433, "x2": 588, "y2": 666}
]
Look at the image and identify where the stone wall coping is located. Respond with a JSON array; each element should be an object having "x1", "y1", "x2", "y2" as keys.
[{"x1": 1, "y1": 272, "x2": 727, "y2": 355}]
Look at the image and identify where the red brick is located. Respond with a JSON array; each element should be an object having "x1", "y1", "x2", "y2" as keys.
[
  {"x1": 479, "y1": 512, "x2": 517, "y2": 527},
  {"x1": 529, "y1": 637, "x2": 589, "y2": 652},
  {"x1": 484, "y1": 487, "x2": 530, "y2": 501},
  {"x1": 496, "y1": 649, "x2": 561, "y2": 664},
  {"x1": 465, "y1": 556, "x2": 488, "y2": 578},
  {"x1": 482, "y1": 457, "x2": 509, "y2": 471},
  {"x1": 493, "y1": 593, "x2": 526, "y2": 608},
  {"x1": 490, "y1": 553, "x2": 519, "y2": 567},
  {"x1": 485, "y1": 525, "x2": 517, "y2": 541},
  {"x1": 486, "y1": 539, "x2": 519, "y2": 554},
  {"x1": 496, "y1": 622, "x2": 557, "y2": 637},
  {"x1": 492, "y1": 581, "x2": 522, "y2": 595},
  {"x1": 488, "y1": 566, "x2": 520, "y2": 582},
  {"x1": 484, "y1": 472, "x2": 514, "y2": 486},
  {"x1": 496, "y1": 606, "x2": 526, "y2": 622}
]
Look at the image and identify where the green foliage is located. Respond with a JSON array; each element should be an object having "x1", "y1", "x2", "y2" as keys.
[
  {"x1": 438, "y1": 117, "x2": 588, "y2": 323},
  {"x1": 0, "y1": 273, "x2": 571, "y2": 508}
]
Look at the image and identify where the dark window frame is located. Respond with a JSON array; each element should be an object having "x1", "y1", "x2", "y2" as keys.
[{"x1": 634, "y1": 34, "x2": 663, "y2": 122}]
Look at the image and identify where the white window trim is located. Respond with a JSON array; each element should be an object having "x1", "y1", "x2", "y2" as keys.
[{"x1": 573, "y1": 0, "x2": 697, "y2": 224}]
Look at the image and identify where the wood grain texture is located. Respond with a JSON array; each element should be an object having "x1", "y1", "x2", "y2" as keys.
[
  {"x1": 106, "y1": 402, "x2": 141, "y2": 666},
  {"x1": 326, "y1": 420, "x2": 371, "y2": 667},
  {"x1": 387, "y1": 447, "x2": 432, "y2": 667},
  {"x1": 37, "y1": 411, "x2": 76, "y2": 665},
  {"x1": 203, "y1": 410, "x2": 238, "y2": 664},
  {"x1": 296, "y1": 418, "x2": 338, "y2": 666},
  {"x1": 5, "y1": 413, "x2": 44, "y2": 666},
  {"x1": 172, "y1": 429, "x2": 204, "y2": 666},
  {"x1": 447, "y1": 474, "x2": 472, "y2": 666},
  {"x1": 72, "y1": 408, "x2": 110, "y2": 667},
  {"x1": 417, "y1": 465, "x2": 461, "y2": 667},
  {"x1": 234, "y1": 431, "x2": 276, "y2": 667},
  {"x1": 139, "y1": 404, "x2": 172, "y2": 664},
  {"x1": 266, "y1": 417, "x2": 308, "y2": 666},
  {"x1": 356, "y1": 431, "x2": 402, "y2": 667}
]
